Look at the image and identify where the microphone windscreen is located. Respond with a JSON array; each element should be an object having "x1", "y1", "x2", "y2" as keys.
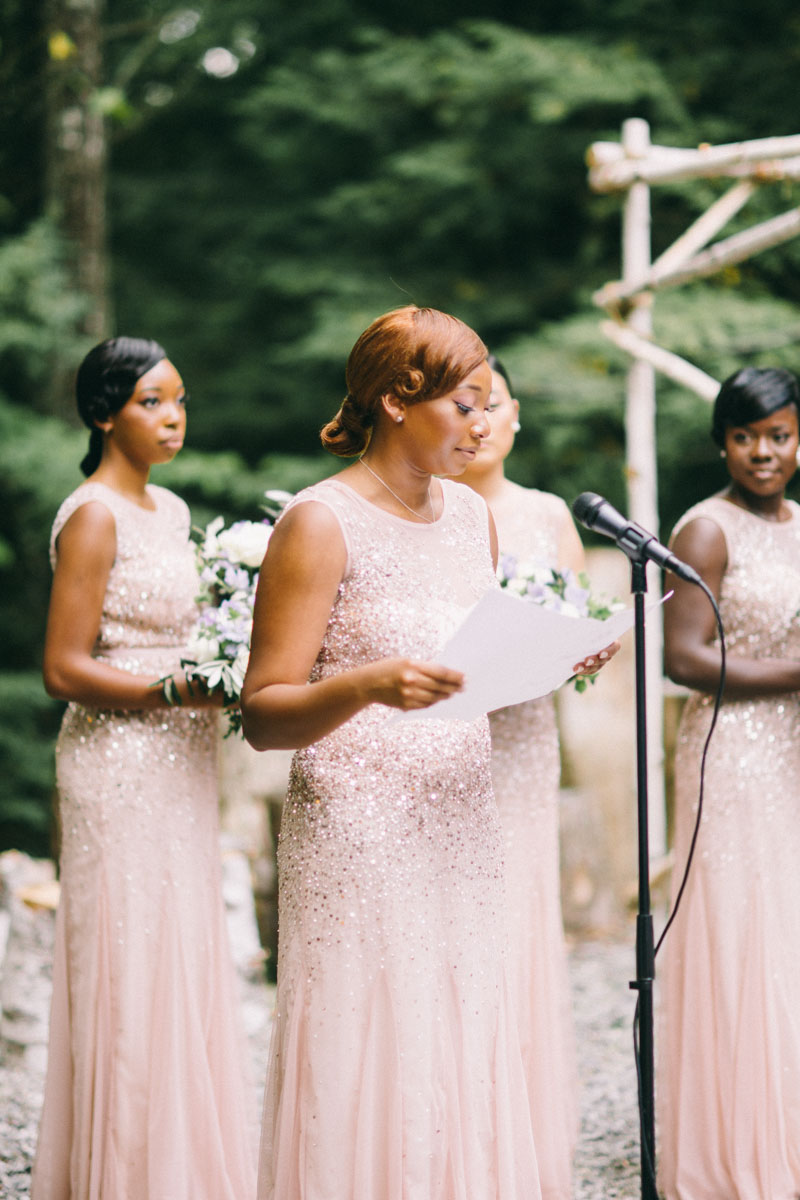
[{"x1": 571, "y1": 492, "x2": 604, "y2": 529}]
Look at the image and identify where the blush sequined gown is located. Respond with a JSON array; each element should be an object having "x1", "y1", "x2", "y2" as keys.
[
  {"x1": 657, "y1": 496, "x2": 800, "y2": 1200},
  {"x1": 32, "y1": 482, "x2": 256, "y2": 1200},
  {"x1": 258, "y1": 478, "x2": 541, "y2": 1200},
  {"x1": 487, "y1": 483, "x2": 579, "y2": 1200}
]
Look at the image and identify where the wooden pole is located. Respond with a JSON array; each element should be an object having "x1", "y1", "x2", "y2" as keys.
[
  {"x1": 600, "y1": 321, "x2": 720, "y2": 402},
  {"x1": 621, "y1": 118, "x2": 666, "y2": 861}
]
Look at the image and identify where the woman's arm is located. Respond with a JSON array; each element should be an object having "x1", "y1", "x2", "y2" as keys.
[
  {"x1": 240, "y1": 502, "x2": 465, "y2": 751},
  {"x1": 43, "y1": 502, "x2": 216, "y2": 709},
  {"x1": 664, "y1": 515, "x2": 800, "y2": 697}
]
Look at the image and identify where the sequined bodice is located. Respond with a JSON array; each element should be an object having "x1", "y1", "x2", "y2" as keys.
[
  {"x1": 289, "y1": 476, "x2": 497, "y2": 696},
  {"x1": 673, "y1": 495, "x2": 800, "y2": 660},
  {"x1": 50, "y1": 482, "x2": 200, "y2": 658},
  {"x1": 671, "y1": 493, "x2": 800, "y2": 881},
  {"x1": 276, "y1": 475, "x2": 501, "y2": 977}
]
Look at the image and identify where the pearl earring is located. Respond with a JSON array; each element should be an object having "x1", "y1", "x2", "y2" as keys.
[
  {"x1": 511, "y1": 420, "x2": 521, "y2": 433},
  {"x1": 396, "y1": 416, "x2": 403, "y2": 424},
  {"x1": 720, "y1": 449, "x2": 726, "y2": 458}
]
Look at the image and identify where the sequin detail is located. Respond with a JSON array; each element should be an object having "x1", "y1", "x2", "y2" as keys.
[
  {"x1": 32, "y1": 482, "x2": 256, "y2": 1200},
  {"x1": 259, "y1": 477, "x2": 541, "y2": 1200},
  {"x1": 658, "y1": 495, "x2": 800, "y2": 1200},
  {"x1": 488, "y1": 483, "x2": 578, "y2": 1200}
]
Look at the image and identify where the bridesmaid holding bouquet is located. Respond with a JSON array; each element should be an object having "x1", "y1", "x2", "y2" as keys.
[{"x1": 33, "y1": 337, "x2": 256, "y2": 1200}]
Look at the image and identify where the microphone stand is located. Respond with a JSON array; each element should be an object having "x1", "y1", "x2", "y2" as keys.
[
  {"x1": 627, "y1": 555, "x2": 658, "y2": 1200},
  {"x1": 570, "y1": 492, "x2": 713, "y2": 1197}
]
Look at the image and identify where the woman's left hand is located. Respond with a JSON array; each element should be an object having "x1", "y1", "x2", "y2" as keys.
[{"x1": 572, "y1": 640, "x2": 620, "y2": 678}]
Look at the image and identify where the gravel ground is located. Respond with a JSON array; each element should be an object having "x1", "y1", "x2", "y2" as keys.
[
  {"x1": 0, "y1": 932, "x2": 643, "y2": 1199},
  {"x1": 570, "y1": 935, "x2": 642, "y2": 1199}
]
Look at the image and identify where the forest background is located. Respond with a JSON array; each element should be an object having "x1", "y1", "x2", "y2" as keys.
[{"x1": 3, "y1": 0, "x2": 800, "y2": 856}]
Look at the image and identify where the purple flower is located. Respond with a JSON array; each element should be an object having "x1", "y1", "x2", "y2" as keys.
[
  {"x1": 564, "y1": 583, "x2": 590, "y2": 616},
  {"x1": 223, "y1": 563, "x2": 250, "y2": 592},
  {"x1": 499, "y1": 553, "x2": 518, "y2": 584}
]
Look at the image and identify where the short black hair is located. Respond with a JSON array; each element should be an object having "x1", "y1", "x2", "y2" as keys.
[{"x1": 711, "y1": 366, "x2": 800, "y2": 448}]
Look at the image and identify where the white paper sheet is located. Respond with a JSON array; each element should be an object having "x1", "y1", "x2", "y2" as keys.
[{"x1": 398, "y1": 587, "x2": 669, "y2": 723}]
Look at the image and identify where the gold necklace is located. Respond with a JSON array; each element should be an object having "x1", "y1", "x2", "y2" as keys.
[{"x1": 359, "y1": 457, "x2": 435, "y2": 524}]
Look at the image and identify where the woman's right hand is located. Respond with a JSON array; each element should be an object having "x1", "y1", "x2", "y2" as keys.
[
  {"x1": 361, "y1": 658, "x2": 465, "y2": 711},
  {"x1": 159, "y1": 672, "x2": 229, "y2": 710}
]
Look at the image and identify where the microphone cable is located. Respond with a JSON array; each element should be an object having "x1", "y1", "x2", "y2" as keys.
[{"x1": 632, "y1": 573, "x2": 726, "y2": 1196}]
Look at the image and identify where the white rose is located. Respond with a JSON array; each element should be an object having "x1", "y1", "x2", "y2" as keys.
[
  {"x1": 186, "y1": 633, "x2": 220, "y2": 664},
  {"x1": 528, "y1": 564, "x2": 556, "y2": 586},
  {"x1": 200, "y1": 515, "x2": 225, "y2": 561},
  {"x1": 514, "y1": 558, "x2": 537, "y2": 580},
  {"x1": 217, "y1": 521, "x2": 272, "y2": 568}
]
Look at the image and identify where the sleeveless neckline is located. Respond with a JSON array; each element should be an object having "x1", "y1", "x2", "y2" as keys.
[
  {"x1": 76, "y1": 480, "x2": 161, "y2": 514},
  {"x1": 704, "y1": 493, "x2": 800, "y2": 528},
  {"x1": 322, "y1": 475, "x2": 451, "y2": 528}
]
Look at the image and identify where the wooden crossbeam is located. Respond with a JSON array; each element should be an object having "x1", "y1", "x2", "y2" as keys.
[
  {"x1": 588, "y1": 133, "x2": 800, "y2": 191},
  {"x1": 600, "y1": 320, "x2": 720, "y2": 401},
  {"x1": 651, "y1": 180, "x2": 756, "y2": 276},
  {"x1": 595, "y1": 206, "x2": 800, "y2": 308}
]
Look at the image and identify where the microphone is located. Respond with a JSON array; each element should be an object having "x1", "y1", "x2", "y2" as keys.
[{"x1": 572, "y1": 492, "x2": 703, "y2": 585}]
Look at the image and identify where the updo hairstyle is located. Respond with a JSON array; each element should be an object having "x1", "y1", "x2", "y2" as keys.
[
  {"x1": 320, "y1": 306, "x2": 488, "y2": 457},
  {"x1": 76, "y1": 336, "x2": 167, "y2": 476},
  {"x1": 711, "y1": 366, "x2": 800, "y2": 448}
]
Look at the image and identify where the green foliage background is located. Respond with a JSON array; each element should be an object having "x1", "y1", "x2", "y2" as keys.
[{"x1": 2, "y1": 0, "x2": 800, "y2": 852}]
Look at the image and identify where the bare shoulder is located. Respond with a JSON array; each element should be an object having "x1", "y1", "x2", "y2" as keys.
[
  {"x1": 266, "y1": 497, "x2": 347, "y2": 580},
  {"x1": 273, "y1": 495, "x2": 345, "y2": 544},
  {"x1": 671, "y1": 514, "x2": 727, "y2": 566},
  {"x1": 55, "y1": 499, "x2": 116, "y2": 558}
]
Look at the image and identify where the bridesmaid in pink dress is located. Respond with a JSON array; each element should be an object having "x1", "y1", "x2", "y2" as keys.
[
  {"x1": 242, "y1": 306, "x2": 609, "y2": 1200},
  {"x1": 457, "y1": 356, "x2": 582, "y2": 1200},
  {"x1": 32, "y1": 338, "x2": 256, "y2": 1199},
  {"x1": 658, "y1": 366, "x2": 800, "y2": 1200}
]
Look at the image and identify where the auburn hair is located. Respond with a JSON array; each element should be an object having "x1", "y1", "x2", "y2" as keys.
[{"x1": 320, "y1": 306, "x2": 487, "y2": 457}]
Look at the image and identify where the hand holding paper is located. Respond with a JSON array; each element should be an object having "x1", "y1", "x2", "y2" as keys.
[{"x1": 400, "y1": 587, "x2": 668, "y2": 722}]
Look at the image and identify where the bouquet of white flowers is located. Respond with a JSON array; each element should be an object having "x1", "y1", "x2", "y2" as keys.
[
  {"x1": 162, "y1": 490, "x2": 293, "y2": 734},
  {"x1": 496, "y1": 554, "x2": 623, "y2": 690}
]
